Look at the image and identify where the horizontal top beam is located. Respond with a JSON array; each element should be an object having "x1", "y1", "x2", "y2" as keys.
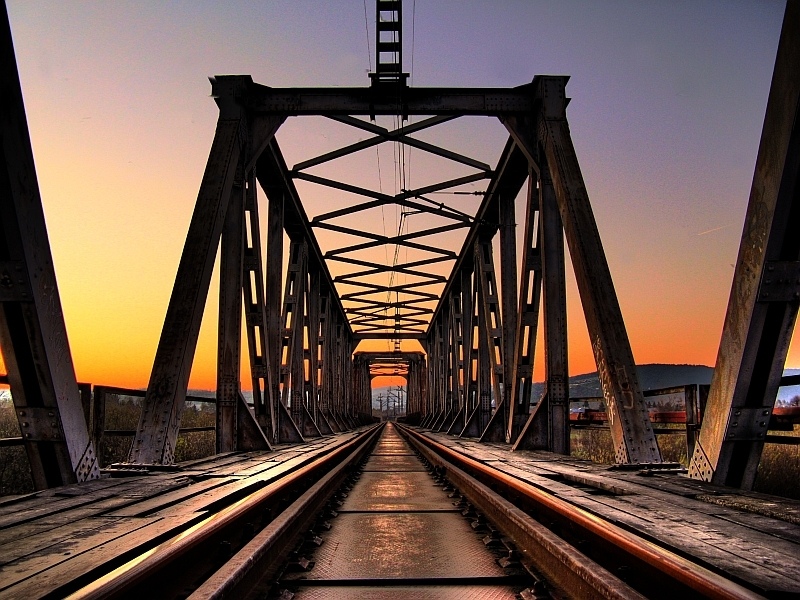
[
  {"x1": 212, "y1": 76, "x2": 545, "y2": 116},
  {"x1": 352, "y1": 332, "x2": 426, "y2": 341}
]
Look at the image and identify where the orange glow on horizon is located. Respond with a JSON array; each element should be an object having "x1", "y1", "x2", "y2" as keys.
[{"x1": 3, "y1": 1, "x2": 794, "y2": 397}]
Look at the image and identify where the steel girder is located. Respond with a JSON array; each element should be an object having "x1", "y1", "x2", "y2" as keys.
[
  {"x1": 0, "y1": 6, "x2": 100, "y2": 487},
  {"x1": 240, "y1": 83, "x2": 538, "y2": 117},
  {"x1": 130, "y1": 77, "x2": 356, "y2": 464},
  {"x1": 130, "y1": 65, "x2": 658, "y2": 464},
  {"x1": 689, "y1": 2, "x2": 800, "y2": 489},
  {"x1": 417, "y1": 77, "x2": 657, "y2": 464},
  {"x1": 353, "y1": 350, "x2": 425, "y2": 422},
  {"x1": 502, "y1": 78, "x2": 660, "y2": 464},
  {"x1": 512, "y1": 162, "x2": 569, "y2": 453},
  {"x1": 216, "y1": 166, "x2": 271, "y2": 453}
]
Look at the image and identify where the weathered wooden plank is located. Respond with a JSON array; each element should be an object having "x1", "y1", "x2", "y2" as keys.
[
  {"x1": 0, "y1": 516, "x2": 122, "y2": 565},
  {"x1": 715, "y1": 511, "x2": 800, "y2": 545},
  {"x1": 425, "y1": 427, "x2": 800, "y2": 594},
  {"x1": 0, "y1": 492, "x2": 118, "y2": 530},
  {"x1": 0, "y1": 513, "x2": 203, "y2": 599},
  {"x1": 571, "y1": 495, "x2": 799, "y2": 595},
  {"x1": 572, "y1": 495, "x2": 800, "y2": 594},
  {"x1": 106, "y1": 476, "x2": 242, "y2": 517}
]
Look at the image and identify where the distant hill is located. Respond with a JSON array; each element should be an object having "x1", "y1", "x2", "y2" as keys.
[
  {"x1": 557, "y1": 364, "x2": 714, "y2": 399},
  {"x1": 371, "y1": 364, "x2": 800, "y2": 407}
]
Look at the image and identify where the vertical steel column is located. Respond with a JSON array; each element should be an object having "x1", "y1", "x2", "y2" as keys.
[
  {"x1": 444, "y1": 288, "x2": 466, "y2": 433},
  {"x1": 332, "y1": 317, "x2": 346, "y2": 427},
  {"x1": 505, "y1": 78, "x2": 660, "y2": 464},
  {"x1": 477, "y1": 240, "x2": 506, "y2": 442},
  {"x1": 419, "y1": 350, "x2": 429, "y2": 419},
  {"x1": 436, "y1": 314, "x2": 448, "y2": 424},
  {"x1": 482, "y1": 186, "x2": 519, "y2": 443},
  {"x1": 279, "y1": 240, "x2": 318, "y2": 439},
  {"x1": 333, "y1": 319, "x2": 347, "y2": 428},
  {"x1": 508, "y1": 174, "x2": 543, "y2": 447},
  {"x1": 0, "y1": 6, "x2": 99, "y2": 486},
  {"x1": 241, "y1": 169, "x2": 275, "y2": 441},
  {"x1": 344, "y1": 335, "x2": 355, "y2": 424},
  {"x1": 689, "y1": 2, "x2": 800, "y2": 489},
  {"x1": 317, "y1": 286, "x2": 341, "y2": 431},
  {"x1": 216, "y1": 166, "x2": 244, "y2": 452},
  {"x1": 513, "y1": 162, "x2": 570, "y2": 452},
  {"x1": 307, "y1": 268, "x2": 333, "y2": 434},
  {"x1": 407, "y1": 355, "x2": 419, "y2": 420},
  {"x1": 540, "y1": 159, "x2": 570, "y2": 454},
  {"x1": 362, "y1": 358, "x2": 373, "y2": 420},
  {"x1": 216, "y1": 168, "x2": 271, "y2": 453},
  {"x1": 433, "y1": 303, "x2": 453, "y2": 430},
  {"x1": 461, "y1": 268, "x2": 477, "y2": 430},
  {"x1": 265, "y1": 190, "x2": 284, "y2": 439}
]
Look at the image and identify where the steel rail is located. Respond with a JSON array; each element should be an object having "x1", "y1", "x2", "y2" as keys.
[
  {"x1": 65, "y1": 424, "x2": 383, "y2": 600},
  {"x1": 397, "y1": 424, "x2": 766, "y2": 600},
  {"x1": 187, "y1": 425, "x2": 383, "y2": 599}
]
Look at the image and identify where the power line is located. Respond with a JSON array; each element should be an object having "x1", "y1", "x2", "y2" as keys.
[{"x1": 362, "y1": 0, "x2": 372, "y2": 72}]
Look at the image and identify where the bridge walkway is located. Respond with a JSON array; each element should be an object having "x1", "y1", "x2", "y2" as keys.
[
  {"x1": 0, "y1": 427, "x2": 798, "y2": 597},
  {"x1": 421, "y1": 431, "x2": 800, "y2": 597}
]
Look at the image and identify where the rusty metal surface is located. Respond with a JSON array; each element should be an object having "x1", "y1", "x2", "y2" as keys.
[
  {"x1": 294, "y1": 512, "x2": 507, "y2": 580},
  {"x1": 362, "y1": 454, "x2": 425, "y2": 471},
  {"x1": 286, "y1": 425, "x2": 513, "y2": 595},
  {"x1": 339, "y1": 472, "x2": 457, "y2": 511},
  {"x1": 292, "y1": 585, "x2": 520, "y2": 599},
  {"x1": 404, "y1": 425, "x2": 768, "y2": 600}
]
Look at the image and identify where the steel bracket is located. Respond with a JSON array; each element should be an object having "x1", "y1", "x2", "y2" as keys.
[
  {"x1": 75, "y1": 442, "x2": 100, "y2": 482},
  {"x1": 757, "y1": 261, "x2": 800, "y2": 302},
  {"x1": 0, "y1": 260, "x2": 31, "y2": 302},
  {"x1": 16, "y1": 407, "x2": 65, "y2": 442},
  {"x1": 688, "y1": 442, "x2": 713, "y2": 481},
  {"x1": 724, "y1": 407, "x2": 772, "y2": 441}
]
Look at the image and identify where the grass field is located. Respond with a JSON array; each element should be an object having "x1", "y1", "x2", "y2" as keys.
[
  {"x1": 0, "y1": 395, "x2": 215, "y2": 495},
  {"x1": 570, "y1": 426, "x2": 800, "y2": 500},
  {"x1": 1, "y1": 396, "x2": 798, "y2": 499}
]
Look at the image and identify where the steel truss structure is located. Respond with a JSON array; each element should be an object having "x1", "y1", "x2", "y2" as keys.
[
  {"x1": 125, "y1": 39, "x2": 663, "y2": 461},
  {"x1": 1, "y1": 0, "x2": 797, "y2": 490}
]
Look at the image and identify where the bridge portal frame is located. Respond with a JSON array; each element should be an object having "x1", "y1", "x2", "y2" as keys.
[{"x1": 125, "y1": 69, "x2": 663, "y2": 465}]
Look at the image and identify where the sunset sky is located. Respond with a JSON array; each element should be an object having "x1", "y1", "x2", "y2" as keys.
[{"x1": 4, "y1": 1, "x2": 793, "y2": 391}]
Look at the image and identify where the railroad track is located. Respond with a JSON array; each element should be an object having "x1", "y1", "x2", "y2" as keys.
[{"x1": 58, "y1": 423, "x2": 768, "y2": 600}]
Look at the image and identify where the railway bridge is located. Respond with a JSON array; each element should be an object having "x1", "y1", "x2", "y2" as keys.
[{"x1": 1, "y1": 1, "x2": 799, "y2": 597}]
